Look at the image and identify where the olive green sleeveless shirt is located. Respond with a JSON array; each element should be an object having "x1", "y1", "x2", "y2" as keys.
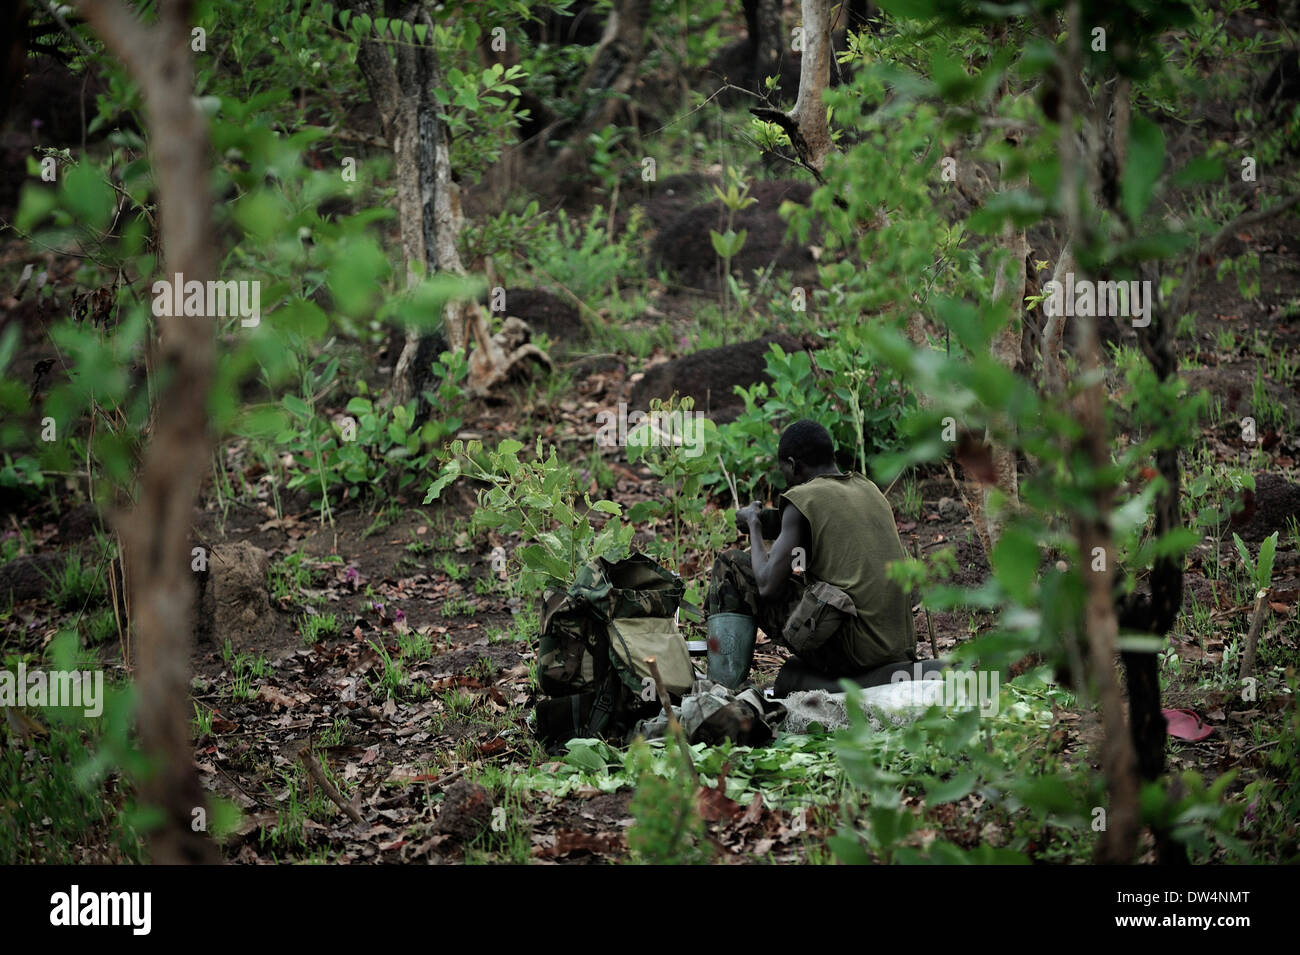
[{"x1": 781, "y1": 472, "x2": 917, "y2": 669}]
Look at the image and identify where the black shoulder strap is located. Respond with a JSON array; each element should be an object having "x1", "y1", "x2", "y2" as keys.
[{"x1": 584, "y1": 651, "x2": 620, "y2": 738}]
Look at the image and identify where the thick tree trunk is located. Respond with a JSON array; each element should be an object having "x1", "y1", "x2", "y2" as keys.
[
  {"x1": 789, "y1": 0, "x2": 833, "y2": 174},
  {"x1": 750, "y1": 0, "x2": 834, "y2": 180},
  {"x1": 77, "y1": 0, "x2": 219, "y2": 865},
  {"x1": 346, "y1": 0, "x2": 518, "y2": 400}
]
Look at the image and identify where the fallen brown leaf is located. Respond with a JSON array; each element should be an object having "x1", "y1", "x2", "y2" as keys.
[
  {"x1": 256, "y1": 685, "x2": 297, "y2": 709},
  {"x1": 697, "y1": 779, "x2": 744, "y2": 823},
  {"x1": 532, "y1": 830, "x2": 625, "y2": 859}
]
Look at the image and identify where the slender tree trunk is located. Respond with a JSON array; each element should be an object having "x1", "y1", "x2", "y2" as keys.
[
  {"x1": 1108, "y1": 68, "x2": 1185, "y2": 864},
  {"x1": 77, "y1": 0, "x2": 219, "y2": 864},
  {"x1": 743, "y1": 0, "x2": 783, "y2": 93},
  {"x1": 937, "y1": 125, "x2": 1024, "y2": 557},
  {"x1": 961, "y1": 147, "x2": 1025, "y2": 556},
  {"x1": 1125, "y1": 276, "x2": 1189, "y2": 864},
  {"x1": 1077, "y1": 311, "x2": 1140, "y2": 865},
  {"x1": 1059, "y1": 0, "x2": 1139, "y2": 864},
  {"x1": 1040, "y1": 239, "x2": 1072, "y2": 394},
  {"x1": 549, "y1": 0, "x2": 652, "y2": 184}
]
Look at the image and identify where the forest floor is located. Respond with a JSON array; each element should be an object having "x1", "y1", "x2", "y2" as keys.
[
  {"x1": 3, "y1": 18, "x2": 1300, "y2": 858},
  {"x1": 5, "y1": 195, "x2": 1298, "y2": 862}
]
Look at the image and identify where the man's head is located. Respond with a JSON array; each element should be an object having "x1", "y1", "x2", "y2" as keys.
[{"x1": 777, "y1": 419, "x2": 836, "y2": 487}]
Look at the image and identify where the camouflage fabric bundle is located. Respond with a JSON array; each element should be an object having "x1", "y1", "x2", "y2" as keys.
[
  {"x1": 630, "y1": 678, "x2": 788, "y2": 747},
  {"x1": 534, "y1": 552, "x2": 695, "y2": 747}
]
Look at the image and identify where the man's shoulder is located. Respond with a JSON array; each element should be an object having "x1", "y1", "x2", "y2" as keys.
[
  {"x1": 847, "y1": 471, "x2": 886, "y2": 500},
  {"x1": 807, "y1": 471, "x2": 883, "y2": 497},
  {"x1": 783, "y1": 472, "x2": 881, "y2": 511},
  {"x1": 824, "y1": 474, "x2": 895, "y2": 524}
]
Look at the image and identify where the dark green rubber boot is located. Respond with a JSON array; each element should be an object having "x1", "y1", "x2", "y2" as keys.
[{"x1": 706, "y1": 613, "x2": 758, "y2": 689}]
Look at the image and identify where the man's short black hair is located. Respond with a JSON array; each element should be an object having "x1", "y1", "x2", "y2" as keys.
[{"x1": 778, "y1": 419, "x2": 835, "y2": 467}]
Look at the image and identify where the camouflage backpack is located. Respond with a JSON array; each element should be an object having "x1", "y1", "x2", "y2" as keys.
[{"x1": 534, "y1": 552, "x2": 695, "y2": 747}]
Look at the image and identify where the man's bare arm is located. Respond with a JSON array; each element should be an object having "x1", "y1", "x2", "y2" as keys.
[{"x1": 748, "y1": 504, "x2": 809, "y2": 600}]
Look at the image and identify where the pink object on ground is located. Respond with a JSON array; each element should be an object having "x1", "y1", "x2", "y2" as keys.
[{"x1": 1162, "y1": 708, "x2": 1214, "y2": 741}]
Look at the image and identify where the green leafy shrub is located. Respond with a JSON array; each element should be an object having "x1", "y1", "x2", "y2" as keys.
[
  {"x1": 299, "y1": 612, "x2": 339, "y2": 645},
  {"x1": 624, "y1": 396, "x2": 731, "y2": 601},
  {"x1": 45, "y1": 550, "x2": 109, "y2": 613},
  {"x1": 523, "y1": 207, "x2": 645, "y2": 317},
  {"x1": 273, "y1": 349, "x2": 468, "y2": 519},
  {"x1": 0, "y1": 634, "x2": 148, "y2": 863},
  {"x1": 626, "y1": 740, "x2": 712, "y2": 865},
  {"x1": 713, "y1": 333, "x2": 914, "y2": 502},
  {"x1": 427, "y1": 438, "x2": 634, "y2": 593}
]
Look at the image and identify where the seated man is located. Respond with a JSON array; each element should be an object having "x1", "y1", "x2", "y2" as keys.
[{"x1": 705, "y1": 419, "x2": 917, "y2": 685}]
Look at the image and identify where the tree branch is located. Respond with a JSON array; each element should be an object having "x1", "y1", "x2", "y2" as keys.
[
  {"x1": 76, "y1": 0, "x2": 156, "y2": 81},
  {"x1": 37, "y1": 0, "x2": 98, "y2": 61},
  {"x1": 1165, "y1": 191, "x2": 1300, "y2": 324}
]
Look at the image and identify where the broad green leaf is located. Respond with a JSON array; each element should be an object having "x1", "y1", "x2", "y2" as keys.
[
  {"x1": 1121, "y1": 114, "x2": 1164, "y2": 223},
  {"x1": 518, "y1": 543, "x2": 570, "y2": 580},
  {"x1": 274, "y1": 298, "x2": 327, "y2": 340},
  {"x1": 1013, "y1": 775, "x2": 1079, "y2": 816},
  {"x1": 551, "y1": 499, "x2": 576, "y2": 526},
  {"x1": 328, "y1": 237, "x2": 391, "y2": 317},
  {"x1": 1172, "y1": 154, "x2": 1225, "y2": 187},
  {"x1": 1231, "y1": 532, "x2": 1254, "y2": 582},
  {"x1": 926, "y1": 771, "x2": 977, "y2": 804},
  {"x1": 967, "y1": 189, "x2": 1046, "y2": 232},
  {"x1": 869, "y1": 805, "x2": 910, "y2": 846},
  {"x1": 926, "y1": 841, "x2": 972, "y2": 864},
  {"x1": 62, "y1": 161, "x2": 115, "y2": 231},
  {"x1": 472, "y1": 509, "x2": 509, "y2": 530},
  {"x1": 826, "y1": 833, "x2": 872, "y2": 865},
  {"x1": 968, "y1": 845, "x2": 1031, "y2": 865},
  {"x1": 709, "y1": 229, "x2": 747, "y2": 259},
  {"x1": 423, "y1": 460, "x2": 460, "y2": 503},
  {"x1": 564, "y1": 742, "x2": 611, "y2": 773},
  {"x1": 234, "y1": 405, "x2": 287, "y2": 438},
  {"x1": 15, "y1": 183, "x2": 57, "y2": 233},
  {"x1": 281, "y1": 394, "x2": 311, "y2": 419},
  {"x1": 1141, "y1": 527, "x2": 1199, "y2": 561},
  {"x1": 626, "y1": 500, "x2": 657, "y2": 523},
  {"x1": 1256, "y1": 531, "x2": 1278, "y2": 589},
  {"x1": 0, "y1": 324, "x2": 19, "y2": 375},
  {"x1": 991, "y1": 526, "x2": 1039, "y2": 605},
  {"x1": 233, "y1": 189, "x2": 284, "y2": 242}
]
